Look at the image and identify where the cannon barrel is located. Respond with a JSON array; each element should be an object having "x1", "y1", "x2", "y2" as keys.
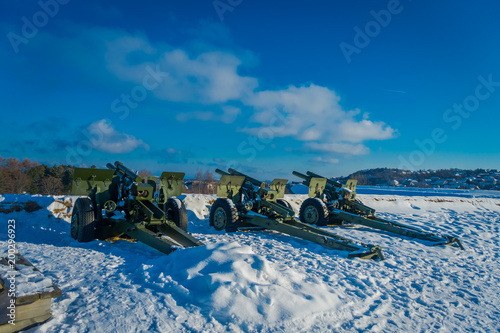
[
  {"x1": 228, "y1": 168, "x2": 264, "y2": 187},
  {"x1": 306, "y1": 171, "x2": 343, "y2": 188},
  {"x1": 292, "y1": 171, "x2": 309, "y2": 180},
  {"x1": 215, "y1": 168, "x2": 230, "y2": 176},
  {"x1": 107, "y1": 162, "x2": 129, "y2": 181},
  {"x1": 106, "y1": 163, "x2": 117, "y2": 171},
  {"x1": 113, "y1": 161, "x2": 139, "y2": 181}
]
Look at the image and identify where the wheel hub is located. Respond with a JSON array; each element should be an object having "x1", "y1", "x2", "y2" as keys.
[
  {"x1": 304, "y1": 206, "x2": 319, "y2": 224},
  {"x1": 213, "y1": 208, "x2": 227, "y2": 229}
]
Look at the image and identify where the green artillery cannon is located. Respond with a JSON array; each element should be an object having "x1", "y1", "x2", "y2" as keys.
[
  {"x1": 293, "y1": 171, "x2": 464, "y2": 250},
  {"x1": 70, "y1": 161, "x2": 203, "y2": 255},
  {"x1": 209, "y1": 168, "x2": 384, "y2": 260}
]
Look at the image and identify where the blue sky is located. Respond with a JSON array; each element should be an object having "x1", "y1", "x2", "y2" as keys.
[{"x1": 1, "y1": 0, "x2": 499, "y2": 179}]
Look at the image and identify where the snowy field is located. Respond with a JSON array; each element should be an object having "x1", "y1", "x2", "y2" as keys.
[{"x1": 1, "y1": 191, "x2": 500, "y2": 332}]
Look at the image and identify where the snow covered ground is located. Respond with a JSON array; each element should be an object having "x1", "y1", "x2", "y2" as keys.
[
  {"x1": 291, "y1": 183, "x2": 500, "y2": 199},
  {"x1": 1, "y1": 192, "x2": 500, "y2": 332}
]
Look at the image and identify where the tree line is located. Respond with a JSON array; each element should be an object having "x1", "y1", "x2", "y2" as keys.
[
  {"x1": 0, "y1": 156, "x2": 217, "y2": 195},
  {"x1": 341, "y1": 167, "x2": 498, "y2": 186},
  {"x1": 0, "y1": 156, "x2": 74, "y2": 195}
]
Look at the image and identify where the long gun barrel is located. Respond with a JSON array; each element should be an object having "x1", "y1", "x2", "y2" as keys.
[
  {"x1": 106, "y1": 163, "x2": 117, "y2": 171},
  {"x1": 228, "y1": 168, "x2": 264, "y2": 188},
  {"x1": 215, "y1": 168, "x2": 230, "y2": 176},
  {"x1": 293, "y1": 171, "x2": 342, "y2": 189},
  {"x1": 292, "y1": 171, "x2": 309, "y2": 180},
  {"x1": 113, "y1": 161, "x2": 139, "y2": 181},
  {"x1": 306, "y1": 171, "x2": 343, "y2": 188}
]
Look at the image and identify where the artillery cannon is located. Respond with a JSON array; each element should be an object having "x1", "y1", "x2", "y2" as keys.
[
  {"x1": 293, "y1": 171, "x2": 464, "y2": 250},
  {"x1": 70, "y1": 161, "x2": 203, "y2": 255},
  {"x1": 209, "y1": 168, "x2": 384, "y2": 260}
]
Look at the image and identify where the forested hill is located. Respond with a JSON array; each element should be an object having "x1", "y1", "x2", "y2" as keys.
[{"x1": 336, "y1": 168, "x2": 499, "y2": 190}]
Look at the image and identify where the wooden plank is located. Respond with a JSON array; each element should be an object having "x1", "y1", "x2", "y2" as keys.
[{"x1": 0, "y1": 253, "x2": 61, "y2": 331}]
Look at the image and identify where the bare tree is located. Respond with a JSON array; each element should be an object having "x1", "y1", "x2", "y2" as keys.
[
  {"x1": 194, "y1": 170, "x2": 204, "y2": 193},
  {"x1": 138, "y1": 169, "x2": 152, "y2": 179},
  {"x1": 204, "y1": 170, "x2": 215, "y2": 194},
  {"x1": 0, "y1": 158, "x2": 31, "y2": 194},
  {"x1": 189, "y1": 170, "x2": 216, "y2": 194},
  {"x1": 10, "y1": 170, "x2": 31, "y2": 194},
  {"x1": 39, "y1": 176, "x2": 64, "y2": 195}
]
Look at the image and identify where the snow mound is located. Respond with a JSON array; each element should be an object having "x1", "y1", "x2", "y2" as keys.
[
  {"x1": 182, "y1": 194, "x2": 216, "y2": 221},
  {"x1": 147, "y1": 241, "x2": 339, "y2": 323},
  {"x1": 361, "y1": 195, "x2": 500, "y2": 214},
  {"x1": 0, "y1": 194, "x2": 78, "y2": 222},
  {"x1": 1, "y1": 193, "x2": 500, "y2": 331},
  {"x1": 47, "y1": 197, "x2": 78, "y2": 221}
]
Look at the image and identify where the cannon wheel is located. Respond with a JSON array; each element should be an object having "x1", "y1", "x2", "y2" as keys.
[
  {"x1": 165, "y1": 197, "x2": 188, "y2": 231},
  {"x1": 276, "y1": 199, "x2": 292, "y2": 210},
  {"x1": 71, "y1": 197, "x2": 95, "y2": 242},
  {"x1": 210, "y1": 198, "x2": 239, "y2": 232},
  {"x1": 299, "y1": 198, "x2": 329, "y2": 226}
]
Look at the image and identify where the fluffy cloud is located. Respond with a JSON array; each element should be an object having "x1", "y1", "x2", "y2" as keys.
[
  {"x1": 87, "y1": 119, "x2": 149, "y2": 153},
  {"x1": 147, "y1": 147, "x2": 194, "y2": 164},
  {"x1": 242, "y1": 84, "x2": 396, "y2": 155},
  {"x1": 305, "y1": 143, "x2": 370, "y2": 155},
  {"x1": 176, "y1": 106, "x2": 241, "y2": 124},
  {"x1": 28, "y1": 26, "x2": 395, "y2": 159},
  {"x1": 311, "y1": 157, "x2": 340, "y2": 164},
  {"x1": 105, "y1": 36, "x2": 258, "y2": 104}
]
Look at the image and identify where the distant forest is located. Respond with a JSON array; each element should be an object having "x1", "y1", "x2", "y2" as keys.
[
  {"x1": 0, "y1": 157, "x2": 215, "y2": 195},
  {"x1": 1, "y1": 157, "x2": 497, "y2": 194},
  {"x1": 0, "y1": 156, "x2": 75, "y2": 195},
  {"x1": 338, "y1": 168, "x2": 498, "y2": 186}
]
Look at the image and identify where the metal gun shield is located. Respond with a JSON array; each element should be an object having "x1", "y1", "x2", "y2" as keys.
[
  {"x1": 71, "y1": 168, "x2": 115, "y2": 196},
  {"x1": 217, "y1": 175, "x2": 245, "y2": 197},
  {"x1": 270, "y1": 179, "x2": 288, "y2": 199},
  {"x1": 308, "y1": 177, "x2": 327, "y2": 198},
  {"x1": 160, "y1": 171, "x2": 185, "y2": 198}
]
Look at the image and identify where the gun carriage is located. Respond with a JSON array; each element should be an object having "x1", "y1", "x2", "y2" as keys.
[
  {"x1": 70, "y1": 161, "x2": 203, "y2": 255},
  {"x1": 209, "y1": 168, "x2": 384, "y2": 260},
  {"x1": 293, "y1": 171, "x2": 464, "y2": 250}
]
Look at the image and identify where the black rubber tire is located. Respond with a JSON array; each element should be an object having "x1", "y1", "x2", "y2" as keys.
[
  {"x1": 209, "y1": 198, "x2": 239, "y2": 232},
  {"x1": 299, "y1": 197, "x2": 329, "y2": 226},
  {"x1": 276, "y1": 199, "x2": 292, "y2": 210},
  {"x1": 165, "y1": 197, "x2": 188, "y2": 231},
  {"x1": 71, "y1": 197, "x2": 95, "y2": 242}
]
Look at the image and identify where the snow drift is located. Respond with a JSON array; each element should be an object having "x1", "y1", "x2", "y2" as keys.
[{"x1": 0, "y1": 192, "x2": 499, "y2": 332}]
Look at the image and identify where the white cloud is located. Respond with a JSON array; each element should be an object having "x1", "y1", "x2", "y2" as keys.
[
  {"x1": 104, "y1": 36, "x2": 258, "y2": 104},
  {"x1": 336, "y1": 119, "x2": 395, "y2": 143},
  {"x1": 87, "y1": 119, "x2": 149, "y2": 153},
  {"x1": 305, "y1": 142, "x2": 370, "y2": 155},
  {"x1": 311, "y1": 157, "x2": 340, "y2": 164},
  {"x1": 104, "y1": 34, "x2": 158, "y2": 83},
  {"x1": 176, "y1": 111, "x2": 213, "y2": 123},
  {"x1": 242, "y1": 84, "x2": 396, "y2": 156},
  {"x1": 220, "y1": 106, "x2": 241, "y2": 123},
  {"x1": 176, "y1": 106, "x2": 241, "y2": 124},
  {"x1": 40, "y1": 26, "x2": 395, "y2": 158},
  {"x1": 164, "y1": 51, "x2": 257, "y2": 104}
]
